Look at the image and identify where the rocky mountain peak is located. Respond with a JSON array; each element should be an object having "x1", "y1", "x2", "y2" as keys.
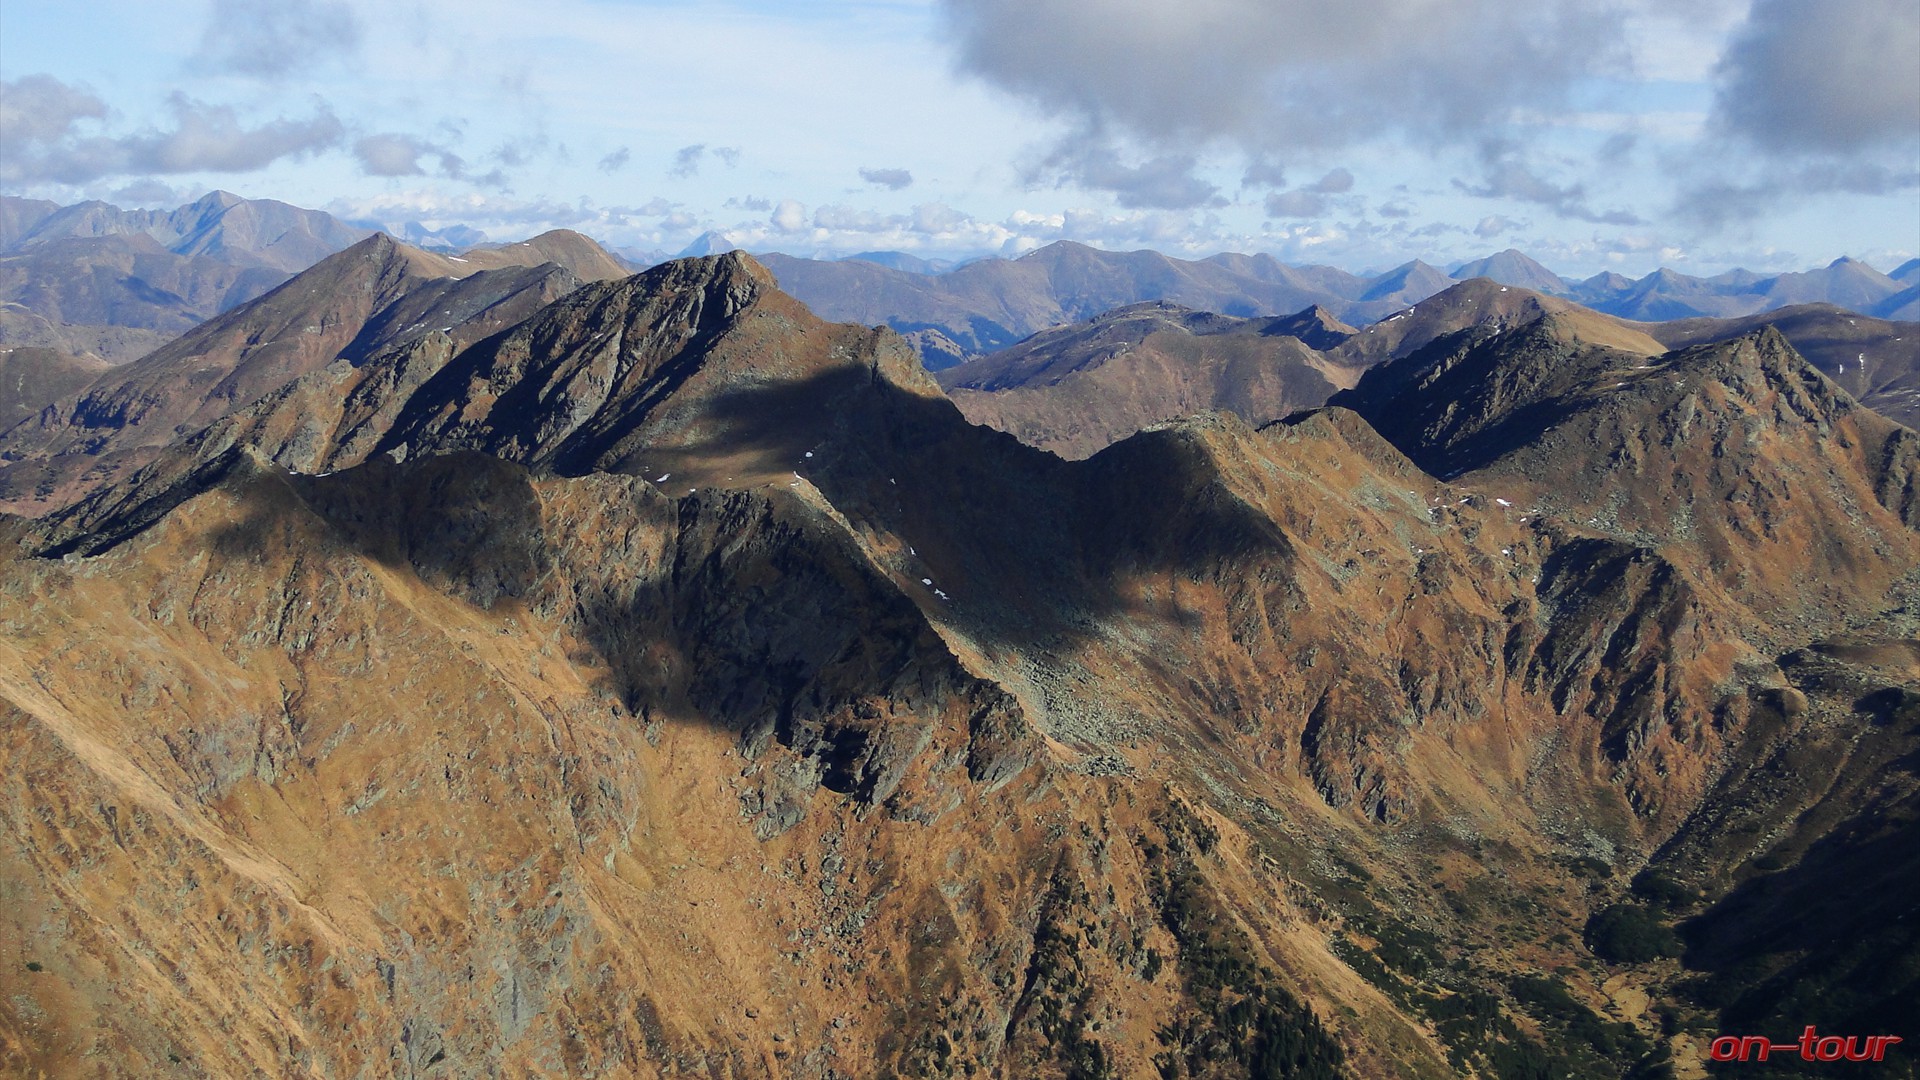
[
  {"x1": 1262, "y1": 303, "x2": 1358, "y2": 350},
  {"x1": 366, "y1": 250, "x2": 938, "y2": 482}
]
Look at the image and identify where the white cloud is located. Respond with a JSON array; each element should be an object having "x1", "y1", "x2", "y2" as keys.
[
  {"x1": 939, "y1": 0, "x2": 1630, "y2": 162},
  {"x1": 771, "y1": 199, "x2": 808, "y2": 232},
  {"x1": 1026, "y1": 134, "x2": 1223, "y2": 209},
  {"x1": 354, "y1": 133, "x2": 431, "y2": 177},
  {"x1": 1455, "y1": 141, "x2": 1643, "y2": 225},
  {"x1": 0, "y1": 77, "x2": 344, "y2": 184},
  {"x1": 1710, "y1": 0, "x2": 1920, "y2": 156}
]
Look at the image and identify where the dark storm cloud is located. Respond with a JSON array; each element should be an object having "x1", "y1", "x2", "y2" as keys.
[
  {"x1": 1710, "y1": 0, "x2": 1919, "y2": 156},
  {"x1": 1027, "y1": 131, "x2": 1222, "y2": 209},
  {"x1": 860, "y1": 167, "x2": 914, "y2": 190},
  {"x1": 190, "y1": 0, "x2": 363, "y2": 79},
  {"x1": 1674, "y1": 161, "x2": 1920, "y2": 230},
  {"x1": 1261, "y1": 169, "x2": 1355, "y2": 218},
  {"x1": 939, "y1": 0, "x2": 1627, "y2": 176},
  {"x1": 1455, "y1": 143, "x2": 1642, "y2": 225},
  {"x1": 0, "y1": 76, "x2": 343, "y2": 184}
]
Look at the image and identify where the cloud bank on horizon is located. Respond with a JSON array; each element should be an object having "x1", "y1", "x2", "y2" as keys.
[{"x1": 0, "y1": 0, "x2": 1913, "y2": 276}]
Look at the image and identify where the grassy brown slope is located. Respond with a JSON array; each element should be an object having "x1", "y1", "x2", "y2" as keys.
[
  {"x1": 0, "y1": 347, "x2": 109, "y2": 429},
  {"x1": 938, "y1": 302, "x2": 1342, "y2": 459}
]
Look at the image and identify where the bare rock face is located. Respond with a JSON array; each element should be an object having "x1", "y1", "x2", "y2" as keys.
[{"x1": 1, "y1": 253, "x2": 1915, "y2": 1079}]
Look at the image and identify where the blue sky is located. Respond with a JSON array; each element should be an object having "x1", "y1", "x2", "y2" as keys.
[{"x1": 2, "y1": 0, "x2": 1915, "y2": 277}]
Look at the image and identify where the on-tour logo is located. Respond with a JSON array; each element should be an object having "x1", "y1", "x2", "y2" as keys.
[{"x1": 1710, "y1": 1026, "x2": 1903, "y2": 1063}]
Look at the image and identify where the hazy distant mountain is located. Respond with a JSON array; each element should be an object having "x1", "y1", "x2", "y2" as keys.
[
  {"x1": 0, "y1": 233, "x2": 289, "y2": 333},
  {"x1": 845, "y1": 250, "x2": 956, "y2": 274},
  {"x1": 0, "y1": 192, "x2": 374, "y2": 363},
  {"x1": 762, "y1": 240, "x2": 1440, "y2": 367},
  {"x1": 1564, "y1": 256, "x2": 1907, "y2": 323},
  {"x1": 6, "y1": 190, "x2": 370, "y2": 274},
  {"x1": 676, "y1": 230, "x2": 737, "y2": 258},
  {"x1": 1876, "y1": 285, "x2": 1920, "y2": 321},
  {"x1": 1578, "y1": 270, "x2": 1635, "y2": 295},
  {"x1": 1359, "y1": 259, "x2": 1454, "y2": 305},
  {"x1": 609, "y1": 245, "x2": 669, "y2": 271},
  {"x1": 1754, "y1": 256, "x2": 1903, "y2": 312},
  {"x1": 1449, "y1": 248, "x2": 1568, "y2": 294},
  {"x1": 1572, "y1": 267, "x2": 1755, "y2": 321},
  {"x1": 454, "y1": 229, "x2": 630, "y2": 282},
  {"x1": 764, "y1": 239, "x2": 1902, "y2": 371},
  {"x1": 0, "y1": 196, "x2": 60, "y2": 249},
  {"x1": 0, "y1": 197, "x2": 633, "y2": 367}
]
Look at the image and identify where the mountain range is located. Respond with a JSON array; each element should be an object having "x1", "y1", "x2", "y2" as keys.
[
  {"x1": 763, "y1": 244, "x2": 1917, "y2": 368},
  {"x1": 5, "y1": 191, "x2": 1912, "y2": 380},
  {"x1": 0, "y1": 231, "x2": 629, "y2": 514},
  {"x1": 0, "y1": 192, "x2": 373, "y2": 363},
  {"x1": 940, "y1": 283, "x2": 1917, "y2": 457},
  {"x1": 0, "y1": 236, "x2": 1914, "y2": 1077},
  {"x1": 0, "y1": 194, "x2": 630, "y2": 368}
]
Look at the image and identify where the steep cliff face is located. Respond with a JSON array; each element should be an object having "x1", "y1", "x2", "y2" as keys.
[{"x1": 1, "y1": 255, "x2": 1914, "y2": 1079}]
